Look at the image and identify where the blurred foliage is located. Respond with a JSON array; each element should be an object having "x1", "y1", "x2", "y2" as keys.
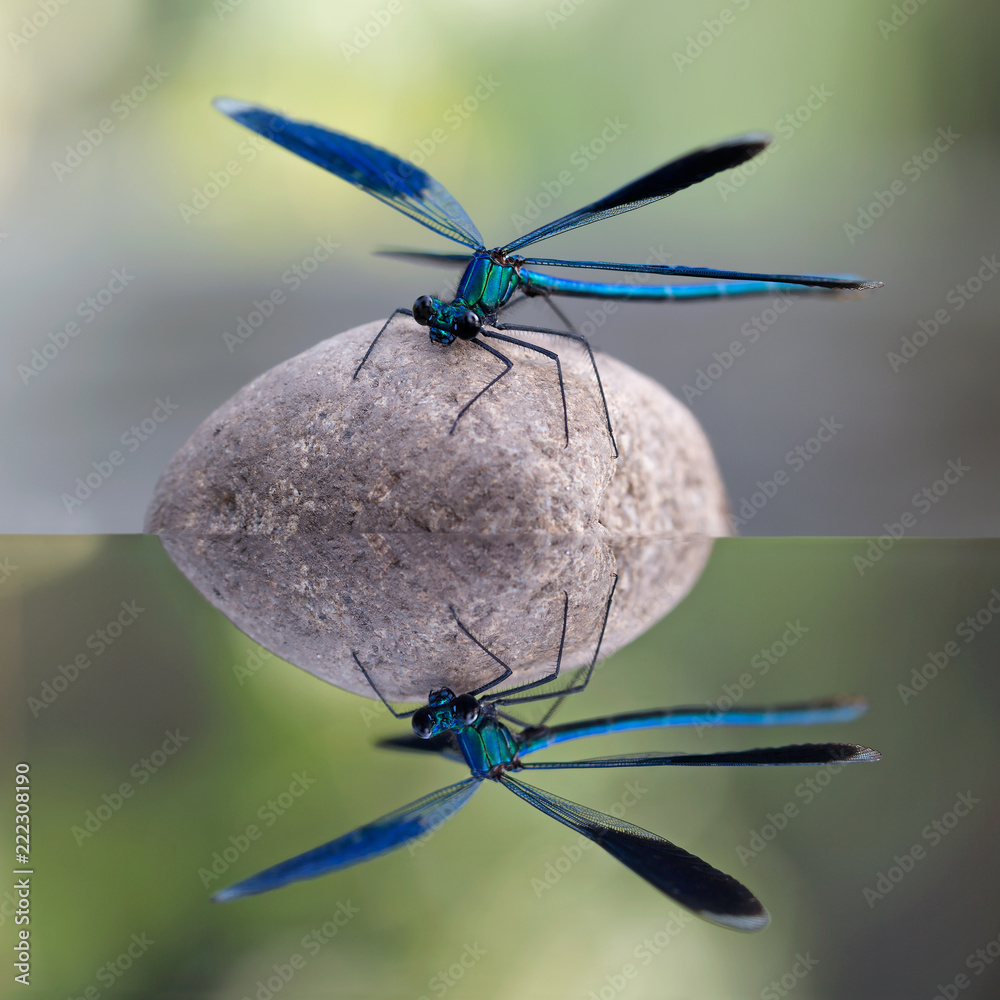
[{"x1": 3, "y1": 535, "x2": 1000, "y2": 998}]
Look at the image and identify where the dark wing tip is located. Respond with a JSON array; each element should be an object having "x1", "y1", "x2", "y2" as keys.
[
  {"x1": 721, "y1": 130, "x2": 772, "y2": 153},
  {"x1": 805, "y1": 742, "x2": 882, "y2": 763}
]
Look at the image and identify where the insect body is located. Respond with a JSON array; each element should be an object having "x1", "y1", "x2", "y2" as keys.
[
  {"x1": 214, "y1": 98, "x2": 882, "y2": 454},
  {"x1": 214, "y1": 587, "x2": 881, "y2": 930}
]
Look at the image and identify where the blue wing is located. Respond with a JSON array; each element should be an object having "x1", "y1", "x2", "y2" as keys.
[
  {"x1": 517, "y1": 696, "x2": 870, "y2": 756},
  {"x1": 501, "y1": 774, "x2": 768, "y2": 931},
  {"x1": 213, "y1": 778, "x2": 480, "y2": 902},
  {"x1": 501, "y1": 133, "x2": 771, "y2": 254},
  {"x1": 213, "y1": 98, "x2": 485, "y2": 250},
  {"x1": 520, "y1": 742, "x2": 881, "y2": 770}
]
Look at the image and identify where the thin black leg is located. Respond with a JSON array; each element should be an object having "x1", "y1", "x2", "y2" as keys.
[
  {"x1": 450, "y1": 337, "x2": 513, "y2": 435},
  {"x1": 541, "y1": 295, "x2": 578, "y2": 334},
  {"x1": 480, "y1": 329, "x2": 569, "y2": 446},
  {"x1": 353, "y1": 307, "x2": 412, "y2": 379},
  {"x1": 494, "y1": 319, "x2": 618, "y2": 458},
  {"x1": 495, "y1": 573, "x2": 618, "y2": 710},
  {"x1": 351, "y1": 651, "x2": 418, "y2": 719},
  {"x1": 478, "y1": 593, "x2": 570, "y2": 705},
  {"x1": 450, "y1": 606, "x2": 513, "y2": 696}
]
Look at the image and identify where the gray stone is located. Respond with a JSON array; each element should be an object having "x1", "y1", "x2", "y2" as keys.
[{"x1": 147, "y1": 318, "x2": 729, "y2": 700}]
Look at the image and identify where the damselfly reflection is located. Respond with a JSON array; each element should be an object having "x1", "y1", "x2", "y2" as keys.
[{"x1": 215, "y1": 579, "x2": 880, "y2": 930}]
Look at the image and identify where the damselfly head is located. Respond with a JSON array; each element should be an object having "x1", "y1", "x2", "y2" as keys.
[{"x1": 412, "y1": 688, "x2": 481, "y2": 738}]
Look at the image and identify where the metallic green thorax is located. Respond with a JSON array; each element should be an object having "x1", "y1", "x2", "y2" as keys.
[
  {"x1": 419, "y1": 688, "x2": 520, "y2": 778},
  {"x1": 424, "y1": 252, "x2": 521, "y2": 344},
  {"x1": 455, "y1": 253, "x2": 520, "y2": 314}
]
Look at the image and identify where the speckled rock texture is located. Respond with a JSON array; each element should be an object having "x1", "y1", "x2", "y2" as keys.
[{"x1": 147, "y1": 318, "x2": 729, "y2": 700}]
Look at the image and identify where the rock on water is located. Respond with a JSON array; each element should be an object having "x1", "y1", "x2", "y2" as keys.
[{"x1": 146, "y1": 317, "x2": 729, "y2": 700}]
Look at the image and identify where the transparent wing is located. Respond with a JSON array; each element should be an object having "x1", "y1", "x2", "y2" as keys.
[
  {"x1": 213, "y1": 778, "x2": 479, "y2": 902},
  {"x1": 501, "y1": 775, "x2": 767, "y2": 931},
  {"x1": 520, "y1": 742, "x2": 881, "y2": 770},
  {"x1": 213, "y1": 98, "x2": 485, "y2": 250},
  {"x1": 501, "y1": 133, "x2": 771, "y2": 254},
  {"x1": 374, "y1": 248, "x2": 475, "y2": 267},
  {"x1": 377, "y1": 732, "x2": 466, "y2": 763}
]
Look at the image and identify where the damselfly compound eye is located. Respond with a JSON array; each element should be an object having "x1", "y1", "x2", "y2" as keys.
[
  {"x1": 411, "y1": 707, "x2": 434, "y2": 738},
  {"x1": 452, "y1": 693, "x2": 480, "y2": 726},
  {"x1": 455, "y1": 309, "x2": 481, "y2": 340},
  {"x1": 412, "y1": 295, "x2": 434, "y2": 325}
]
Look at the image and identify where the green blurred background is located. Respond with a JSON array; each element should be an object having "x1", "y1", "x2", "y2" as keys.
[
  {"x1": 2, "y1": 0, "x2": 1000, "y2": 532},
  {"x1": 3, "y1": 535, "x2": 1000, "y2": 999}
]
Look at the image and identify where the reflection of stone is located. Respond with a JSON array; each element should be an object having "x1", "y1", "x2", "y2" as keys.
[
  {"x1": 154, "y1": 531, "x2": 714, "y2": 701},
  {"x1": 146, "y1": 318, "x2": 728, "y2": 700}
]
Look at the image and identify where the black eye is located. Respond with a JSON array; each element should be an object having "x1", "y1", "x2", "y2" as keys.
[
  {"x1": 452, "y1": 694, "x2": 480, "y2": 726},
  {"x1": 412, "y1": 295, "x2": 433, "y2": 325},
  {"x1": 412, "y1": 707, "x2": 434, "y2": 739},
  {"x1": 455, "y1": 309, "x2": 481, "y2": 340}
]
